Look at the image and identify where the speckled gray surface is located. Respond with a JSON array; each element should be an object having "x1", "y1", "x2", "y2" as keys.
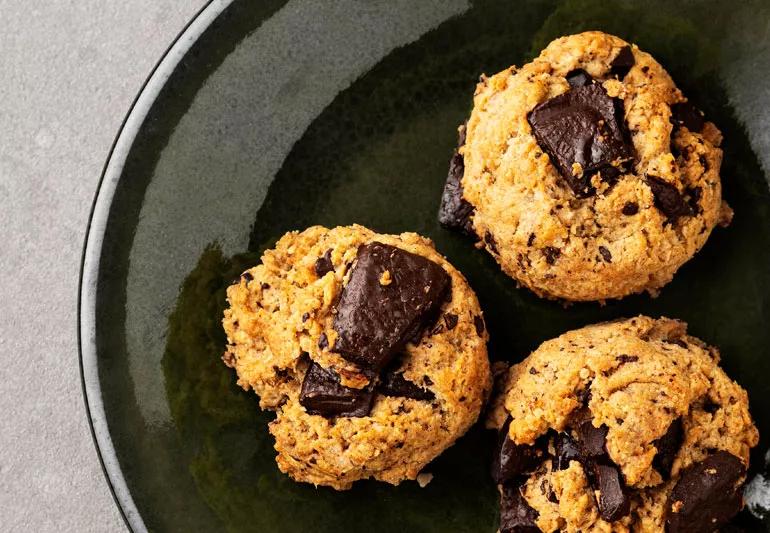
[{"x1": 0, "y1": 2, "x2": 204, "y2": 531}]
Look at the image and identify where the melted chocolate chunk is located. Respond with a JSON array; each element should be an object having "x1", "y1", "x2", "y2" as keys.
[
  {"x1": 444, "y1": 313, "x2": 458, "y2": 330},
  {"x1": 379, "y1": 370, "x2": 435, "y2": 401},
  {"x1": 616, "y1": 354, "x2": 638, "y2": 364},
  {"x1": 474, "y1": 315, "x2": 486, "y2": 336},
  {"x1": 500, "y1": 483, "x2": 540, "y2": 533},
  {"x1": 333, "y1": 242, "x2": 451, "y2": 371},
  {"x1": 610, "y1": 45, "x2": 635, "y2": 79},
  {"x1": 622, "y1": 201, "x2": 639, "y2": 216},
  {"x1": 492, "y1": 418, "x2": 547, "y2": 484},
  {"x1": 553, "y1": 432, "x2": 582, "y2": 471},
  {"x1": 528, "y1": 83, "x2": 634, "y2": 197},
  {"x1": 598, "y1": 246, "x2": 612, "y2": 263},
  {"x1": 646, "y1": 176, "x2": 694, "y2": 222},
  {"x1": 566, "y1": 68, "x2": 593, "y2": 87},
  {"x1": 593, "y1": 462, "x2": 631, "y2": 521},
  {"x1": 671, "y1": 102, "x2": 705, "y2": 133},
  {"x1": 653, "y1": 418, "x2": 683, "y2": 479},
  {"x1": 299, "y1": 362, "x2": 374, "y2": 418},
  {"x1": 241, "y1": 271, "x2": 253, "y2": 282},
  {"x1": 577, "y1": 421, "x2": 609, "y2": 458},
  {"x1": 438, "y1": 126, "x2": 476, "y2": 235},
  {"x1": 314, "y1": 249, "x2": 334, "y2": 277},
  {"x1": 666, "y1": 451, "x2": 746, "y2": 533}
]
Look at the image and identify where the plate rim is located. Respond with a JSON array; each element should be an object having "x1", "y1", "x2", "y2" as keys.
[{"x1": 77, "y1": 1, "x2": 233, "y2": 531}]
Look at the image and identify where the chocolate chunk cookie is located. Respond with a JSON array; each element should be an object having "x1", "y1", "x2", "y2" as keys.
[
  {"x1": 486, "y1": 316, "x2": 758, "y2": 532},
  {"x1": 439, "y1": 31, "x2": 731, "y2": 301},
  {"x1": 222, "y1": 225, "x2": 491, "y2": 489}
]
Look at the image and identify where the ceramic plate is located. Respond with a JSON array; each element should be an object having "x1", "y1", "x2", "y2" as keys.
[{"x1": 80, "y1": 1, "x2": 770, "y2": 530}]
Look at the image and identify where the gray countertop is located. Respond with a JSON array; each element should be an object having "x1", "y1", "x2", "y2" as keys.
[{"x1": 0, "y1": 2, "x2": 205, "y2": 531}]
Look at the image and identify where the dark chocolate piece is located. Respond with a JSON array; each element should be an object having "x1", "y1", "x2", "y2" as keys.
[
  {"x1": 379, "y1": 371, "x2": 435, "y2": 401},
  {"x1": 671, "y1": 102, "x2": 705, "y2": 133},
  {"x1": 318, "y1": 332, "x2": 329, "y2": 350},
  {"x1": 622, "y1": 201, "x2": 639, "y2": 216},
  {"x1": 566, "y1": 68, "x2": 593, "y2": 87},
  {"x1": 543, "y1": 246, "x2": 560, "y2": 265},
  {"x1": 499, "y1": 483, "x2": 540, "y2": 533},
  {"x1": 314, "y1": 249, "x2": 334, "y2": 277},
  {"x1": 652, "y1": 418, "x2": 683, "y2": 479},
  {"x1": 553, "y1": 432, "x2": 581, "y2": 471},
  {"x1": 241, "y1": 271, "x2": 253, "y2": 282},
  {"x1": 616, "y1": 354, "x2": 639, "y2": 364},
  {"x1": 492, "y1": 418, "x2": 546, "y2": 484},
  {"x1": 333, "y1": 242, "x2": 451, "y2": 371},
  {"x1": 577, "y1": 421, "x2": 609, "y2": 458},
  {"x1": 598, "y1": 246, "x2": 612, "y2": 262},
  {"x1": 646, "y1": 175, "x2": 694, "y2": 222},
  {"x1": 444, "y1": 313, "x2": 458, "y2": 331},
  {"x1": 666, "y1": 451, "x2": 746, "y2": 533},
  {"x1": 438, "y1": 126, "x2": 475, "y2": 235},
  {"x1": 593, "y1": 462, "x2": 631, "y2": 521},
  {"x1": 528, "y1": 83, "x2": 634, "y2": 197},
  {"x1": 485, "y1": 231, "x2": 499, "y2": 254},
  {"x1": 474, "y1": 316, "x2": 485, "y2": 336},
  {"x1": 299, "y1": 362, "x2": 374, "y2": 418},
  {"x1": 610, "y1": 45, "x2": 635, "y2": 79}
]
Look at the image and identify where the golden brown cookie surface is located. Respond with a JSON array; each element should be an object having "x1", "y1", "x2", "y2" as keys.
[
  {"x1": 440, "y1": 31, "x2": 729, "y2": 301},
  {"x1": 223, "y1": 225, "x2": 491, "y2": 489},
  {"x1": 487, "y1": 316, "x2": 758, "y2": 532}
]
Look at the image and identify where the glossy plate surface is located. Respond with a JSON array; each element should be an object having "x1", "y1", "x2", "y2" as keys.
[{"x1": 80, "y1": 0, "x2": 770, "y2": 530}]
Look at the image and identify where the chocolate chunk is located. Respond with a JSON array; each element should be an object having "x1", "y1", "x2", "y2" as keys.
[
  {"x1": 593, "y1": 462, "x2": 631, "y2": 521},
  {"x1": 616, "y1": 354, "x2": 638, "y2": 364},
  {"x1": 621, "y1": 201, "x2": 639, "y2": 216},
  {"x1": 666, "y1": 451, "x2": 746, "y2": 533},
  {"x1": 379, "y1": 371, "x2": 435, "y2": 401},
  {"x1": 318, "y1": 332, "x2": 329, "y2": 350},
  {"x1": 528, "y1": 83, "x2": 634, "y2": 197},
  {"x1": 333, "y1": 242, "x2": 451, "y2": 371},
  {"x1": 553, "y1": 432, "x2": 582, "y2": 470},
  {"x1": 439, "y1": 126, "x2": 476, "y2": 235},
  {"x1": 314, "y1": 249, "x2": 334, "y2": 277},
  {"x1": 610, "y1": 45, "x2": 635, "y2": 79},
  {"x1": 566, "y1": 68, "x2": 593, "y2": 87},
  {"x1": 598, "y1": 246, "x2": 612, "y2": 262},
  {"x1": 302, "y1": 312, "x2": 309, "y2": 322},
  {"x1": 261, "y1": 282, "x2": 270, "y2": 290},
  {"x1": 671, "y1": 102, "x2": 705, "y2": 133},
  {"x1": 543, "y1": 246, "x2": 560, "y2": 265},
  {"x1": 492, "y1": 418, "x2": 547, "y2": 484},
  {"x1": 687, "y1": 186, "x2": 702, "y2": 214},
  {"x1": 474, "y1": 315, "x2": 485, "y2": 336},
  {"x1": 577, "y1": 421, "x2": 608, "y2": 458},
  {"x1": 444, "y1": 313, "x2": 458, "y2": 331},
  {"x1": 527, "y1": 233, "x2": 536, "y2": 247},
  {"x1": 652, "y1": 418, "x2": 683, "y2": 479},
  {"x1": 485, "y1": 231, "x2": 499, "y2": 254},
  {"x1": 241, "y1": 271, "x2": 253, "y2": 282},
  {"x1": 499, "y1": 483, "x2": 540, "y2": 533},
  {"x1": 646, "y1": 175, "x2": 694, "y2": 222},
  {"x1": 299, "y1": 362, "x2": 375, "y2": 417}
]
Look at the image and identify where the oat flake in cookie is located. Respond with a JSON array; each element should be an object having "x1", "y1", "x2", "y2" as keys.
[
  {"x1": 486, "y1": 316, "x2": 758, "y2": 532},
  {"x1": 222, "y1": 225, "x2": 491, "y2": 489},
  {"x1": 439, "y1": 31, "x2": 731, "y2": 301}
]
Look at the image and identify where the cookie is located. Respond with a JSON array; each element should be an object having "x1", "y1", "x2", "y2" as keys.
[
  {"x1": 486, "y1": 316, "x2": 758, "y2": 532},
  {"x1": 222, "y1": 225, "x2": 491, "y2": 489},
  {"x1": 439, "y1": 31, "x2": 731, "y2": 301}
]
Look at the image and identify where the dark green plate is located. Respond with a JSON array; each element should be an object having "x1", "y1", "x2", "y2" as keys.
[{"x1": 79, "y1": 1, "x2": 770, "y2": 531}]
